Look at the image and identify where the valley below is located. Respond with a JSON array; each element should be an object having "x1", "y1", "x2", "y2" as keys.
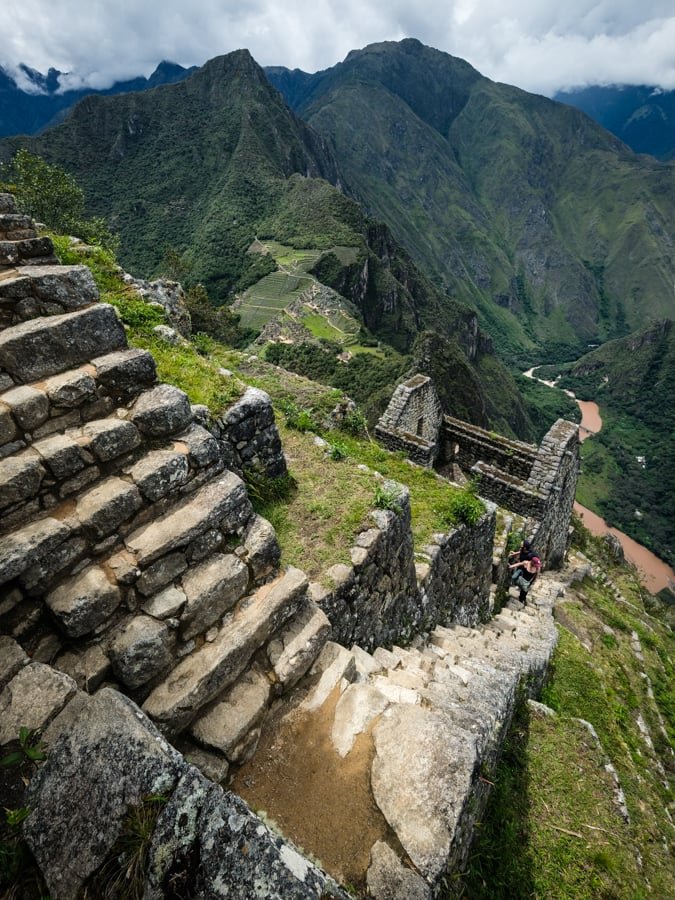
[{"x1": 527, "y1": 367, "x2": 675, "y2": 594}]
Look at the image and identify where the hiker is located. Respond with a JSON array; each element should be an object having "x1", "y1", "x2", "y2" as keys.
[
  {"x1": 509, "y1": 554, "x2": 541, "y2": 604},
  {"x1": 508, "y1": 539, "x2": 532, "y2": 583}
]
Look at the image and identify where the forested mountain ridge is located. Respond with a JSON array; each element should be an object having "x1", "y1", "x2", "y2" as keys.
[
  {"x1": 267, "y1": 39, "x2": 675, "y2": 361},
  {"x1": 555, "y1": 84, "x2": 675, "y2": 161},
  {"x1": 0, "y1": 60, "x2": 195, "y2": 138},
  {"x1": 0, "y1": 47, "x2": 535, "y2": 439},
  {"x1": 552, "y1": 318, "x2": 675, "y2": 566}
]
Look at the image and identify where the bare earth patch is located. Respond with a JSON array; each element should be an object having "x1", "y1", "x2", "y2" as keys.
[{"x1": 231, "y1": 687, "x2": 391, "y2": 888}]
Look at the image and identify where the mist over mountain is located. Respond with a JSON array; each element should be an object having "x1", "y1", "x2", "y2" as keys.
[
  {"x1": 0, "y1": 60, "x2": 195, "y2": 137},
  {"x1": 555, "y1": 84, "x2": 675, "y2": 161}
]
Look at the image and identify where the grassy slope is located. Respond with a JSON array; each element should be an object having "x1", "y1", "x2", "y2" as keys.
[{"x1": 463, "y1": 532, "x2": 675, "y2": 898}]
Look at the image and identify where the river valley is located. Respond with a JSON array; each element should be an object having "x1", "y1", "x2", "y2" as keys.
[{"x1": 525, "y1": 368, "x2": 675, "y2": 594}]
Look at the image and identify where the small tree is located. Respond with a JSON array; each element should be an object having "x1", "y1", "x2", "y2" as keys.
[{"x1": 0, "y1": 148, "x2": 118, "y2": 251}]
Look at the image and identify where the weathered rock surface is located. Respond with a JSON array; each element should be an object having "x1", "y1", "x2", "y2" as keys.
[
  {"x1": 109, "y1": 615, "x2": 174, "y2": 689},
  {"x1": 0, "y1": 662, "x2": 77, "y2": 745},
  {"x1": 190, "y1": 664, "x2": 271, "y2": 762},
  {"x1": 125, "y1": 473, "x2": 251, "y2": 566},
  {"x1": 130, "y1": 383, "x2": 192, "y2": 437},
  {"x1": 46, "y1": 564, "x2": 121, "y2": 637},
  {"x1": 0, "y1": 635, "x2": 29, "y2": 689},
  {"x1": 22, "y1": 689, "x2": 183, "y2": 899},
  {"x1": 0, "y1": 304, "x2": 126, "y2": 382},
  {"x1": 142, "y1": 567, "x2": 307, "y2": 734},
  {"x1": 180, "y1": 552, "x2": 249, "y2": 641},
  {"x1": 267, "y1": 600, "x2": 332, "y2": 690},
  {"x1": 367, "y1": 841, "x2": 431, "y2": 900},
  {"x1": 0, "y1": 516, "x2": 70, "y2": 585}
]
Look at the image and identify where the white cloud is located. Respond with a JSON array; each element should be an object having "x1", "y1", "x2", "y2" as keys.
[{"x1": 2, "y1": 1, "x2": 675, "y2": 94}]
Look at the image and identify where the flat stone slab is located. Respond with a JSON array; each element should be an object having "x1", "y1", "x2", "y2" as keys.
[
  {"x1": 0, "y1": 662, "x2": 77, "y2": 745},
  {"x1": 92, "y1": 348, "x2": 156, "y2": 397},
  {"x1": 0, "y1": 635, "x2": 29, "y2": 689},
  {"x1": 76, "y1": 476, "x2": 142, "y2": 537},
  {"x1": 0, "y1": 452, "x2": 46, "y2": 508},
  {"x1": 0, "y1": 516, "x2": 70, "y2": 585},
  {"x1": 142, "y1": 567, "x2": 307, "y2": 734},
  {"x1": 130, "y1": 383, "x2": 192, "y2": 437},
  {"x1": 0, "y1": 265, "x2": 97, "y2": 309},
  {"x1": 301, "y1": 643, "x2": 357, "y2": 713},
  {"x1": 331, "y1": 682, "x2": 390, "y2": 758},
  {"x1": 46, "y1": 564, "x2": 122, "y2": 637},
  {"x1": 77, "y1": 418, "x2": 141, "y2": 462},
  {"x1": 180, "y1": 552, "x2": 249, "y2": 641},
  {"x1": 22, "y1": 689, "x2": 183, "y2": 900},
  {"x1": 129, "y1": 449, "x2": 190, "y2": 502},
  {"x1": 0, "y1": 304, "x2": 126, "y2": 383},
  {"x1": 190, "y1": 664, "x2": 271, "y2": 762},
  {"x1": 371, "y1": 705, "x2": 477, "y2": 881},
  {"x1": 367, "y1": 840, "x2": 431, "y2": 900},
  {"x1": 267, "y1": 601, "x2": 331, "y2": 690},
  {"x1": 125, "y1": 472, "x2": 251, "y2": 567},
  {"x1": 1, "y1": 384, "x2": 49, "y2": 430}
]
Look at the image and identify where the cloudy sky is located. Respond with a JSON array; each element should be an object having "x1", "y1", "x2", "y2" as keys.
[{"x1": 4, "y1": 0, "x2": 675, "y2": 96}]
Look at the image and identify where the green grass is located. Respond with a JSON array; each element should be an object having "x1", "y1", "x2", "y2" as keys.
[{"x1": 465, "y1": 530, "x2": 675, "y2": 898}]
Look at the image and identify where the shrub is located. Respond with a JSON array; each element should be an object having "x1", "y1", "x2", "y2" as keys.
[
  {"x1": 373, "y1": 482, "x2": 403, "y2": 514},
  {"x1": 440, "y1": 482, "x2": 484, "y2": 526}
]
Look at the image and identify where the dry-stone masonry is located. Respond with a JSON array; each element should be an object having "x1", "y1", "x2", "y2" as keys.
[
  {"x1": 377, "y1": 374, "x2": 580, "y2": 568},
  {"x1": 1, "y1": 197, "x2": 582, "y2": 897}
]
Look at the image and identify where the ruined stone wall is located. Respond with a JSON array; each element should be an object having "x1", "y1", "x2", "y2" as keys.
[
  {"x1": 374, "y1": 374, "x2": 443, "y2": 467},
  {"x1": 440, "y1": 415, "x2": 537, "y2": 478},
  {"x1": 417, "y1": 508, "x2": 495, "y2": 627},
  {"x1": 526, "y1": 420, "x2": 580, "y2": 566},
  {"x1": 470, "y1": 462, "x2": 547, "y2": 518},
  {"x1": 211, "y1": 386, "x2": 287, "y2": 479},
  {"x1": 313, "y1": 481, "x2": 495, "y2": 649}
]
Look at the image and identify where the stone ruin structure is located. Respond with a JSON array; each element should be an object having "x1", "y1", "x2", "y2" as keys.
[
  {"x1": 0, "y1": 198, "x2": 580, "y2": 899},
  {"x1": 376, "y1": 374, "x2": 580, "y2": 569}
]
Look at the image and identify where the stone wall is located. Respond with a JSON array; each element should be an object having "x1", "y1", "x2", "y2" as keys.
[
  {"x1": 313, "y1": 480, "x2": 494, "y2": 650},
  {"x1": 374, "y1": 374, "x2": 443, "y2": 467},
  {"x1": 212, "y1": 386, "x2": 287, "y2": 479},
  {"x1": 376, "y1": 376, "x2": 580, "y2": 570},
  {"x1": 440, "y1": 415, "x2": 537, "y2": 479},
  {"x1": 417, "y1": 507, "x2": 495, "y2": 627}
]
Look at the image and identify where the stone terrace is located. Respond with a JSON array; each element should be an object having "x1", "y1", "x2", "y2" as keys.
[{"x1": 1, "y1": 196, "x2": 578, "y2": 899}]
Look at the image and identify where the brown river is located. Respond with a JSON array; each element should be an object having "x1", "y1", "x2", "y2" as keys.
[{"x1": 525, "y1": 369, "x2": 675, "y2": 594}]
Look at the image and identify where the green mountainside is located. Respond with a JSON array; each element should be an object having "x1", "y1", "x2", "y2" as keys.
[
  {"x1": 545, "y1": 319, "x2": 675, "y2": 567},
  {"x1": 267, "y1": 39, "x2": 675, "y2": 361},
  {"x1": 0, "y1": 49, "x2": 533, "y2": 437}
]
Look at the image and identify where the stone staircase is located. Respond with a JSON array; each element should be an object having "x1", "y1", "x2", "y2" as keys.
[
  {"x1": 0, "y1": 195, "x2": 331, "y2": 776},
  {"x1": 236, "y1": 568, "x2": 567, "y2": 898}
]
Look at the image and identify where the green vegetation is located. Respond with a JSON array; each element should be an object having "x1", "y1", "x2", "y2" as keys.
[
  {"x1": 463, "y1": 529, "x2": 675, "y2": 898},
  {"x1": 0, "y1": 148, "x2": 118, "y2": 250},
  {"x1": 558, "y1": 321, "x2": 675, "y2": 566},
  {"x1": 0, "y1": 730, "x2": 49, "y2": 897},
  {"x1": 84, "y1": 794, "x2": 167, "y2": 900}
]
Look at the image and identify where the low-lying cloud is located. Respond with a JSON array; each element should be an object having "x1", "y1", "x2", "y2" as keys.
[{"x1": 3, "y1": 0, "x2": 675, "y2": 94}]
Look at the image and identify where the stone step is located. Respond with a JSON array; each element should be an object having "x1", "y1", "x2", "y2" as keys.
[
  {"x1": 266, "y1": 599, "x2": 331, "y2": 691},
  {"x1": 0, "y1": 349, "x2": 156, "y2": 456},
  {"x1": 142, "y1": 567, "x2": 308, "y2": 735},
  {"x1": 0, "y1": 304, "x2": 126, "y2": 384},
  {"x1": 124, "y1": 472, "x2": 252, "y2": 568},
  {"x1": 0, "y1": 265, "x2": 99, "y2": 327},
  {"x1": 189, "y1": 663, "x2": 272, "y2": 765},
  {"x1": 0, "y1": 237, "x2": 57, "y2": 269},
  {"x1": 0, "y1": 515, "x2": 72, "y2": 586},
  {"x1": 0, "y1": 212, "x2": 36, "y2": 241}
]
